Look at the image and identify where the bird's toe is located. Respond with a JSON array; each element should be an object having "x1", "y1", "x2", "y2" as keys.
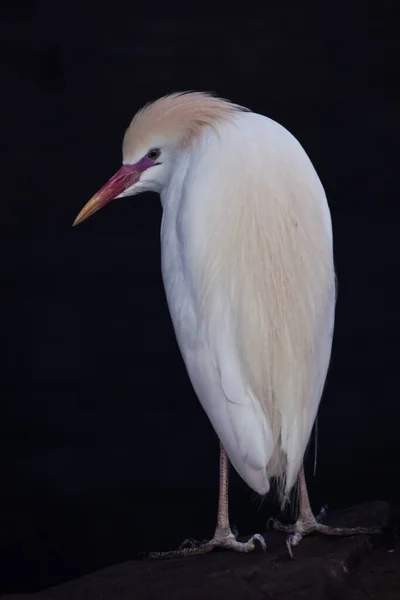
[
  {"x1": 268, "y1": 518, "x2": 295, "y2": 534},
  {"x1": 316, "y1": 504, "x2": 329, "y2": 523},
  {"x1": 178, "y1": 537, "x2": 204, "y2": 550}
]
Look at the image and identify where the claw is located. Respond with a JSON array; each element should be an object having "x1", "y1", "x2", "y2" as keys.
[
  {"x1": 285, "y1": 536, "x2": 294, "y2": 560},
  {"x1": 269, "y1": 518, "x2": 294, "y2": 533},
  {"x1": 267, "y1": 517, "x2": 276, "y2": 531},
  {"x1": 178, "y1": 538, "x2": 199, "y2": 550},
  {"x1": 316, "y1": 505, "x2": 328, "y2": 523},
  {"x1": 285, "y1": 531, "x2": 303, "y2": 560},
  {"x1": 252, "y1": 533, "x2": 267, "y2": 552}
]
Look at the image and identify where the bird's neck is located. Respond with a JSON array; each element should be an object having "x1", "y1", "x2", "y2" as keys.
[{"x1": 159, "y1": 150, "x2": 192, "y2": 213}]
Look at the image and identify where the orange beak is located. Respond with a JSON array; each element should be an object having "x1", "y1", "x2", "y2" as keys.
[{"x1": 72, "y1": 164, "x2": 142, "y2": 227}]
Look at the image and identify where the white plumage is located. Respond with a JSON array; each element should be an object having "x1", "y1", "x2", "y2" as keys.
[
  {"x1": 160, "y1": 111, "x2": 335, "y2": 501},
  {"x1": 73, "y1": 92, "x2": 343, "y2": 556}
]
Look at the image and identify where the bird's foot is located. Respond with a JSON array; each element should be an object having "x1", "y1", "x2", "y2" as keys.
[
  {"x1": 269, "y1": 505, "x2": 382, "y2": 559},
  {"x1": 148, "y1": 526, "x2": 266, "y2": 559}
]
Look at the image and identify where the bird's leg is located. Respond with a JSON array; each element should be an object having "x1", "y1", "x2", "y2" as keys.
[
  {"x1": 149, "y1": 443, "x2": 266, "y2": 558},
  {"x1": 271, "y1": 464, "x2": 382, "y2": 559}
]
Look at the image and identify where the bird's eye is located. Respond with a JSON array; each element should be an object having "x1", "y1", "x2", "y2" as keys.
[{"x1": 147, "y1": 149, "x2": 160, "y2": 161}]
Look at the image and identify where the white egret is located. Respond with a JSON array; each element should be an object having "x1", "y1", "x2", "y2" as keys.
[{"x1": 73, "y1": 92, "x2": 380, "y2": 558}]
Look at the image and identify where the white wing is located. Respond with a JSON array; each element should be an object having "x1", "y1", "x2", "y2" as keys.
[{"x1": 161, "y1": 111, "x2": 336, "y2": 499}]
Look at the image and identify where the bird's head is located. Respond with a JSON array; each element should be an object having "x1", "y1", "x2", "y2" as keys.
[{"x1": 72, "y1": 92, "x2": 247, "y2": 226}]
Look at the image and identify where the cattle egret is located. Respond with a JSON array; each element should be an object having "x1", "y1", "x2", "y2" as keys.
[{"x1": 73, "y1": 92, "x2": 381, "y2": 558}]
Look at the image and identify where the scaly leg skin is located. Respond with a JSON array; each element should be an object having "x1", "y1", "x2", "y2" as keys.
[
  {"x1": 270, "y1": 465, "x2": 382, "y2": 559},
  {"x1": 149, "y1": 443, "x2": 267, "y2": 558}
]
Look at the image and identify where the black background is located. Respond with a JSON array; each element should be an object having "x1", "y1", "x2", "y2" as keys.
[{"x1": 1, "y1": 1, "x2": 398, "y2": 593}]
